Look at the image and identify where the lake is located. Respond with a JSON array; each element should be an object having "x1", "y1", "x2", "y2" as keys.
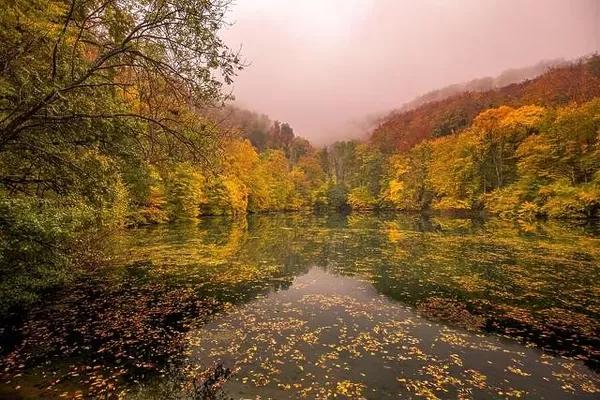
[{"x1": 1, "y1": 214, "x2": 600, "y2": 399}]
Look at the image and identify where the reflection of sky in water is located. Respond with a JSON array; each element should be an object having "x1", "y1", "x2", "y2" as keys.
[{"x1": 180, "y1": 268, "x2": 600, "y2": 399}]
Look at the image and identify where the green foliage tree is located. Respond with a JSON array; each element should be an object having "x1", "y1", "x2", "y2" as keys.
[
  {"x1": 0, "y1": 198, "x2": 96, "y2": 313},
  {"x1": 348, "y1": 186, "x2": 377, "y2": 210},
  {"x1": 125, "y1": 164, "x2": 169, "y2": 224},
  {"x1": 166, "y1": 164, "x2": 204, "y2": 220}
]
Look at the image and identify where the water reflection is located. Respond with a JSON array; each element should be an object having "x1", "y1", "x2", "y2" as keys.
[
  {"x1": 169, "y1": 268, "x2": 599, "y2": 399},
  {"x1": 1, "y1": 214, "x2": 599, "y2": 398}
]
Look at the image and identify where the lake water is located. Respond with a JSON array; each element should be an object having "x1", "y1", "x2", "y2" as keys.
[{"x1": 1, "y1": 214, "x2": 600, "y2": 399}]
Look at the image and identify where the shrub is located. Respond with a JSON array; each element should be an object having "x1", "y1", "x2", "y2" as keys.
[
  {"x1": 542, "y1": 182, "x2": 600, "y2": 219},
  {"x1": 348, "y1": 186, "x2": 377, "y2": 211},
  {"x1": 0, "y1": 198, "x2": 96, "y2": 314}
]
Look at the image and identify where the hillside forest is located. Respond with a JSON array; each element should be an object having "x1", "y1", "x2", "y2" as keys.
[{"x1": 1, "y1": 0, "x2": 600, "y2": 313}]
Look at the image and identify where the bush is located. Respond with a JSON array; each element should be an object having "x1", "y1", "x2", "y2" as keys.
[
  {"x1": 0, "y1": 197, "x2": 96, "y2": 314},
  {"x1": 432, "y1": 197, "x2": 472, "y2": 212},
  {"x1": 484, "y1": 186, "x2": 523, "y2": 219},
  {"x1": 348, "y1": 186, "x2": 377, "y2": 211},
  {"x1": 541, "y1": 182, "x2": 600, "y2": 219},
  {"x1": 326, "y1": 183, "x2": 350, "y2": 212},
  {"x1": 311, "y1": 182, "x2": 349, "y2": 213}
]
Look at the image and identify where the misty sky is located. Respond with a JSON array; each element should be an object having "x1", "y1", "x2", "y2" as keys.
[{"x1": 221, "y1": 0, "x2": 600, "y2": 145}]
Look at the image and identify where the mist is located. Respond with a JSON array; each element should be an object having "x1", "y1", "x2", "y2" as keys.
[{"x1": 221, "y1": 0, "x2": 600, "y2": 145}]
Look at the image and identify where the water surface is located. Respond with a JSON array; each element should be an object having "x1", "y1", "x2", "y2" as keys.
[{"x1": 1, "y1": 214, "x2": 600, "y2": 399}]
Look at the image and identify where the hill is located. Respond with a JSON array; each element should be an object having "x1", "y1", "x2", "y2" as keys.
[
  {"x1": 395, "y1": 58, "x2": 566, "y2": 114},
  {"x1": 370, "y1": 55, "x2": 600, "y2": 153}
]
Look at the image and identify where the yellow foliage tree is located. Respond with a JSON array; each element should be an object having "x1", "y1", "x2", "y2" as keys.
[{"x1": 166, "y1": 164, "x2": 204, "y2": 221}]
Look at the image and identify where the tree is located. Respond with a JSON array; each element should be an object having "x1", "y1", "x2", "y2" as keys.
[
  {"x1": 280, "y1": 123, "x2": 295, "y2": 150},
  {"x1": 382, "y1": 142, "x2": 432, "y2": 210},
  {"x1": 354, "y1": 144, "x2": 384, "y2": 199},
  {"x1": 166, "y1": 163, "x2": 204, "y2": 220},
  {"x1": 472, "y1": 105, "x2": 546, "y2": 190},
  {"x1": 268, "y1": 121, "x2": 282, "y2": 149},
  {"x1": 0, "y1": 0, "x2": 244, "y2": 194},
  {"x1": 429, "y1": 131, "x2": 481, "y2": 210},
  {"x1": 295, "y1": 155, "x2": 326, "y2": 188},
  {"x1": 329, "y1": 141, "x2": 358, "y2": 185},
  {"x1": 289, "y1": 137, "x2": 312, "y2": 165},
  {"x1": 287, "y1": 167, "x2": 310, "y2": 210},
  {"x1": 201, "y1": 175, "x2": 248, "y2": 216},
  {"x1": 369, "y1": 55, "x2": 600, "y2": 154},
  {"x1": 248, "y1": 150, "x2": 291, "y2": 211},
  {"x1": 547, "y1": 99, "x2": 600, "y2": 185},
  {"x1": 127, "y1": 164, "x2": 169, "y2": 224},
  {"x1": 0, "y1": 0, "x2": 244, "y2": 310},
  {"x1": 515, "y1": 133, "x2": 557, "y2": 183}
]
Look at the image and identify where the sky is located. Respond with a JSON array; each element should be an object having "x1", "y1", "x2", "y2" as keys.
[{"x1": 220, "y1": 0, "x2": 600, "y2": 145}]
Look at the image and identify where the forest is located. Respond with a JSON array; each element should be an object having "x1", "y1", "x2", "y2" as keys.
[{"x1": 1, "y1": 0, "x2": 600, "y2": 318}]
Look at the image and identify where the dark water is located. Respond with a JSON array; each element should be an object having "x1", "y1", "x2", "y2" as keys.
[{"x1": 1, "y1": 214, "x2": 600, "y2": 399}]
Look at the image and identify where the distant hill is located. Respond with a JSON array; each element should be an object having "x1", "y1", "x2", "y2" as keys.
[
  {"x1": 396, "y1": 58, "x2": 566, "y2": 113},
  {"x1": 370, "y1": 54, "x2": 600, "y2": 153}
]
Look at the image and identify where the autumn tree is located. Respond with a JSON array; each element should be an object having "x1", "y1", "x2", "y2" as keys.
[
  {"x1": 429, "y1": 131, "x2": 482, "y2": 210},
  {"x1": 329, "y1": 141, "x2": 358, "y2": 185},
  {"x1": 471, "y1": 105, "x2": 546, "y2": 191},
  {"x1": 381, "y1": 142, "x2": 433, "y2": 211},
  {"x1": 0, "y1": 0, "x2": 243, "y2": 196},
  {"x1": 548, "y1": 99, "x2": 600, "y2": 185},
  {"x1": 289, "y1": 137, "x2": 312, "y2": 165},
  {"x1": 280, "y1": 123, "x2": 295, "y2": 150}
]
